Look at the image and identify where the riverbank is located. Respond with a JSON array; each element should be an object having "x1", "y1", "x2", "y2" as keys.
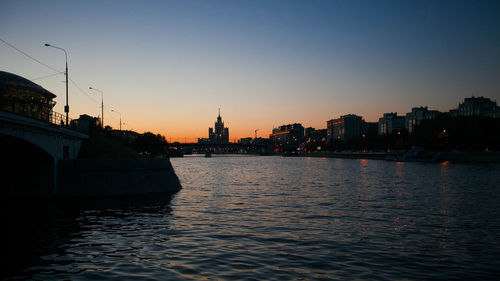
[
  {"x1": 299, "y1": 151, "x2": 500, "y2": 163},
  {"x1": 56, "y1": 130, "x2": 182, "y2": 197},
  {"x1": 57, "y1": 158, "x2": 181, "y2": 197}
]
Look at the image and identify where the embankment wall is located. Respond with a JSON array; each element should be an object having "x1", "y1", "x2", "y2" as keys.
[
  {"x1": 57, "y1": 158, "x2": 182, "y2": 197},
  {"x1": 438, "y1": 152, "x2": 500, "y2": 163}
]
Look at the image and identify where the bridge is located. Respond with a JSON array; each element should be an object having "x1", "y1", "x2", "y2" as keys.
[
  {"x1": 0, "y1": 110, "x2": 88, "y2": 196},
  {"x1": 169, "y1": 142, "x2": 274, "y2": 155}
]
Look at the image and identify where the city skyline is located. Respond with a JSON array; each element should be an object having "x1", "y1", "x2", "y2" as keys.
[{"x1": 1, "y1": 0, "x2": 499, "y2": 142}]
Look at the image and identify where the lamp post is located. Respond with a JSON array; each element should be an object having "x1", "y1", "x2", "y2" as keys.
[
  {"x1": 44, "y1": 43, "x2": 69, "y2": 126},
  {"x1": 89, "y1": 87, "x2": 104, "y2": 128},
  {"x1": 111, "y1": 109, "x2": 122, "y2": 131}
]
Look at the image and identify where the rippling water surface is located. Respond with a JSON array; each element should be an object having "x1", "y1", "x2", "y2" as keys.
[{"x1": 4, "y1": 156, "x2": 500, "y2": 280}]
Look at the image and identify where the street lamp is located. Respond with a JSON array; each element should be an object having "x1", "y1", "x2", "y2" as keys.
[
  {"x1": 44, "y1": 43, "x2": 69, "y2": 126},
  {"x1": 89, "y1": 87, "x2": 104, "y2": 128},
  {"x1": 111, "y1": 109, "x2": 122, "y2": 131}
]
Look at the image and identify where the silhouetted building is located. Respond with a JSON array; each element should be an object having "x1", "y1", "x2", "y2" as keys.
[
  {"x1": 270, "y1": 123, "x2": 304, "y2": 145},
  {"x1": 0, "y1": 71, "x2": 56, "y2": 122},
  {"x1": 70, "y1": 114, "x2": 101, "y2": 133},
  {"x1": 198, "y1": 138, "x2": 211, "y2": 144},
  {"x1": 378, "y1": 112, "x2": 405, "y2": 135},
  {"x1": 238, "y1": 137, "x2": 252, "y2": 144},
  {"x1": 327, "y1": 114, "x2": 362, "y2": 141},
  {"x1": 251, "y1": 137, "x2": 270, "y2": 144},
  {"x1": 305, "y1": 127, "x2": 315, "y2": 138},
  {"x1": 449, "y1": 96, "x2": 499, "y2": 118},
  {"x1": 405, "y1": 106, "x2": 440, "y2": 133},
  {"x1": 362, "y1": 122, "x2": 378, "y2": 137},
  {"x1": 208, "y1": 109, "x2": 229, "y2": 144},
  {"x1": 305, "y1": 128, "x2": 327, "y2": 142}
]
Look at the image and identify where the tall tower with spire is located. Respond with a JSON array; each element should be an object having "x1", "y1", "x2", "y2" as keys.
[{"x1": 209, "y1": 108, "x2": 229, "y2": 143}]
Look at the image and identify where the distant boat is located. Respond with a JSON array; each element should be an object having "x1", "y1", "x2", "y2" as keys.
[{"x1": 205, "y1": 152, "x2": 212, "y2": 157}]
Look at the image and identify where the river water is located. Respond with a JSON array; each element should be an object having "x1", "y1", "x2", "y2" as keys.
[{"x1": 3, "y1": 156, "x2": 500, "y2": 280}]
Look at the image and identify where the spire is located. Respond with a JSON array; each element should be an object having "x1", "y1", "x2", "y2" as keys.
[{"x1": 216, "y1": 108, "x2": 222, "y2": 124}]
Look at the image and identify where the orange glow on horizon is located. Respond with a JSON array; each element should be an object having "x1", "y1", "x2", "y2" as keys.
[{"x1": 125, "y1": 125, "x2": 275, "y2": 143}]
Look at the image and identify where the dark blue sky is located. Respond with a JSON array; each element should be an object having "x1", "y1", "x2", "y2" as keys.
[{"x1": 1, "y1": 0, "x2": 499, "y2": 139}]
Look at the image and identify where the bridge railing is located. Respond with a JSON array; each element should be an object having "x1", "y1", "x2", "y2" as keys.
[
  {"x1": 0, "y1": 108, "x2": 75, "y2": 128},
  {"x1": 49, "y1": 111, "x2": 73, "y2": 127}
]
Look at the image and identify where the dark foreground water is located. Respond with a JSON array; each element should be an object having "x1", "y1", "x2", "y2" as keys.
[{"x1": 3, "y1": 156, "x2": 500, "y2": 280}]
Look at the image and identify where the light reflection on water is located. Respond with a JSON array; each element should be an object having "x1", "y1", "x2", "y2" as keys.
[{"x1": 3, "y1": 156, "x2": 500, "y2": 280}]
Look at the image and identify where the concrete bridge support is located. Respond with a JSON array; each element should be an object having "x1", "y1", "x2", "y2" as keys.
[
  {"x1": 0, "y1": 111, "x2": 87, "y2": 160},
  {"x1": 0, "y1": 111, "x2": 87, "y2": 196}
]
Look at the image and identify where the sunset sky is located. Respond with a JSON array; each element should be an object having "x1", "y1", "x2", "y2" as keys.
[{"x1": 1, "y1": 0, "x2": 499, "y2": 142}]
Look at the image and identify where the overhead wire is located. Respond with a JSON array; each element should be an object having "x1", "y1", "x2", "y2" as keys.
[
  {"x1": 0, "y1": 37, "x2": 60, "y2": 73},
  {"x1": 69, "y1": 78, "x2": 99, "y2": 104},
  {"x1": 31, "y1": 72, "x2": 65, "y2": 81},
  {"x1": 1, "y1": 36, "x2": 122, "y2": 126}
]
